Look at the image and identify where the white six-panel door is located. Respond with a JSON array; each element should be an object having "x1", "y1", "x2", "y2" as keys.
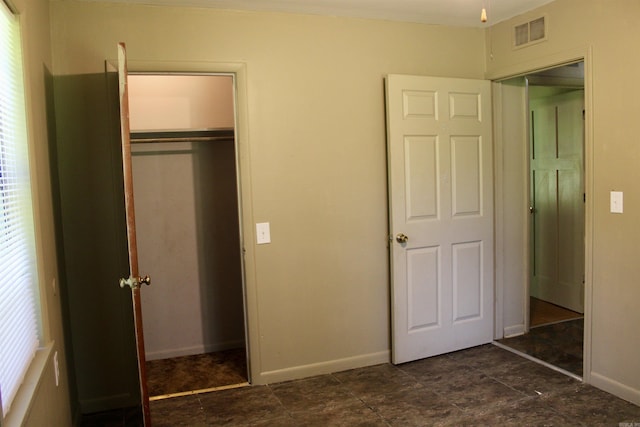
[{"x1": 386, "y1": 75, "x2": 494, "y2": 364}]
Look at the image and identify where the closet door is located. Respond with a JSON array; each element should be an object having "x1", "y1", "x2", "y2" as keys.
[{"x1": 116, "y1": 41, "x2": 152, "y2": 426}]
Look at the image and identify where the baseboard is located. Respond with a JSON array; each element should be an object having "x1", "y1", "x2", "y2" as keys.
[
  {"x1": 255, "y1": 350, "x2": 390, "y2": 385},
  {"x1": 503, "y1": 323, "x2": 525, "y2": 338},
  {"x1": 590, "y1": 371, "x2": 640, "y2": 406},
  {"x1": 146, "y1": 339, "x2": 245, "y2": 361}
]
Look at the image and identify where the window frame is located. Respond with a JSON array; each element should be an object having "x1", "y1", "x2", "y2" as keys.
[{"x1": 0, "y1": 0, "x2": 47, "y2": 423}]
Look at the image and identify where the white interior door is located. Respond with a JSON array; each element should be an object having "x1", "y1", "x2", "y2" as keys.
[
  {"x1": 386, "y1": 74, "x2": 494, "y2": 364},
  {"x1": 530, "y1": 90, "x2": 585, "y2": 313}
]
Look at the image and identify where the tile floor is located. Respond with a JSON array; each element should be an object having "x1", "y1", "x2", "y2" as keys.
[
  {"x1": 147, "y1": 348, "x2": 247, "y2": 397},
  {"x1": 498, "y1": 318, "x2": 584, "y2": 377},
  {"x1": 140, "y1": 344, "x2": 640, "y2": 427},
  {"x1": 497, "y1": 297, "x2": 585, "y2": 377}
]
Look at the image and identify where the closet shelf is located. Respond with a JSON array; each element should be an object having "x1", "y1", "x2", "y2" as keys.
[{"x1": 130, "y1": 128, "x2": 234, "y2": 144}]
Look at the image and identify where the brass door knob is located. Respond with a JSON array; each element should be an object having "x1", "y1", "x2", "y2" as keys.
[
  {"x1": 119, "y1": 275, "x2": 151, "y2": 289},
  {"x1": 396, "y1": 233, "x2": 409, "y2": 244}
]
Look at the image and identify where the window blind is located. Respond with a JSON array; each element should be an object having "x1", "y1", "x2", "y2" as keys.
[{"x1": 0, "y1": 0, "x2": 40, "y2": 417}]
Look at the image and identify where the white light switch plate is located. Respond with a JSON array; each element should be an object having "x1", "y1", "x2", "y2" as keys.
[
  {"x1": 256, "y1": 222, "x2": 271, "y2": 244},
  {"x1": 610, "y1": 191, "x2": 623, "y2": 214}
]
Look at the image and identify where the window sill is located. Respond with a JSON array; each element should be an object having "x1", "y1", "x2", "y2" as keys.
[{"x1": 3, "y1": 342, "x2": 54, "y2": 427}]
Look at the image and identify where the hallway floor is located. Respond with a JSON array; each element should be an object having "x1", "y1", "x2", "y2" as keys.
[{"x1": 141, "y1": 344, "x2": 640, "y2": 426}]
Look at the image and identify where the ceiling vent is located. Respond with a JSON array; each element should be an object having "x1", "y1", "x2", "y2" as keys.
[{"x1": 514, "y1": 16, "x2": 546, "y2": 48}]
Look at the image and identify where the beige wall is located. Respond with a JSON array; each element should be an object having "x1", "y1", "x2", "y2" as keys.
[
  {"x1": 6, "y1": 0, "x2": 72, "y2": 425},
  {"x1": 487, "y1": 0, "x2": 640, "y2": 405},
  {"x1": 49, "y1": 0, "x2": 486, "y2": 386}
]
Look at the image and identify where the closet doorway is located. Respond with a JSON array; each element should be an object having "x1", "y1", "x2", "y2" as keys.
[
  {"x1": 127, "y1": 73, "x2": 248, "y2": 398},
  {"x1": 526, "y1": 64, "x2": 585, "y2": 376},
  {"x1": 497, "y1": 62, "x2": 585, "y2": 378}
]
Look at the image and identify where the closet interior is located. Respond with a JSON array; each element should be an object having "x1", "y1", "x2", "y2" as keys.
[{"x1": 127, "y1": 74, "x2": 247, "y2": 397}]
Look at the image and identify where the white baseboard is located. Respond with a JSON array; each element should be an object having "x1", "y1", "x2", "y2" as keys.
[
  {"x1": 503, "y1": 323, "x2": 525, "y2": 338},
  {"x1": 255, "y1": 350, "x2": 390, "y2": 385},
  {"x1": 146, "y1": 339, "x2": 245, "y2": 361},
  {"x1": 590, "y1": 371, "x2": 640, "y2": 406}
]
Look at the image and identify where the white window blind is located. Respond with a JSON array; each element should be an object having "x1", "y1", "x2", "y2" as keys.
[{"x1": 0, "y1": 0, "x2": 40, "y2": 417}]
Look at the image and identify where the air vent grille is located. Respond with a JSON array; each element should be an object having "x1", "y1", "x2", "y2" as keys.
[
  {"x1": 514, "y1": 16, "x2": 546, "y2": 48},
  {"x1": 529, "y1": 17, "x2": 545, "y2": 41},
  {"x1": 514, "y1": 23, "x2": 529, "y2": 46}
]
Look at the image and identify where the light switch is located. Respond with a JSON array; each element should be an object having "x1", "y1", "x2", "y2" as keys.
[
  {"x1": 256, "y1": 222, "x2": 271, "y2": 244},
  {"x1": 610, "y1": 191, "x2": 623, "y2": 214}
]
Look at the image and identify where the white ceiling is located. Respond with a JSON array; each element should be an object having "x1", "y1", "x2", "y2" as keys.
[{"x1": 87, "y1": 0, "x2": 556, "y2": 27}]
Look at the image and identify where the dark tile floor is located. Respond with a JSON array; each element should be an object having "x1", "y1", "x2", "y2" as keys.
[
  {"x1": 79, "y1": 406, "x2": 143, "y2": 427},
  {"x1": 147, "y1": 348, "x2": 248, "y2": 396},
  {"x1": 498, "y1": 318, "x2": 584, "y2": 376},
  {"x1": 142, "y1": 344, "x2": 640, "y2": 427}
]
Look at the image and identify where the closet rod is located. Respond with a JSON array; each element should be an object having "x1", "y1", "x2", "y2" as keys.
[
  {"x1": 131, "y1": 136, "x2": 234, "y2": 144},
  {"x1": 130, "y1": 128, "x2": 234, "y2": 144}
]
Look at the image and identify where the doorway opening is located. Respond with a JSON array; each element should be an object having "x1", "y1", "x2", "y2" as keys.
[
  {"x1": 497, "y1": 61, "x2": 585, "y2": 378},
  {"x1": 127, "y1": 73, "x2": 249, "y2": 398}
]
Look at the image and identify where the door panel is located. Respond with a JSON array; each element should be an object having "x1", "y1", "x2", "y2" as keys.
[
  {"x1": 452, "y1": 241, "x2": 482, "y2": 321},
  {"x1": 407, "y1": 246, "x2": 439, "y2": 330},
  {"x1": 532, "y1": 169, "x2": 558, "y2": 286},
  {"x1": 387, "y1": 75, "x2": 493, "y2": 364},
  {"x1": 451, "y1": 136, "x2": 481, "y2": 215},
  {"x1": 530, "y1": 90, "x2": 584, "y2": 313},
  {"x1": 405, "y1": 136, "x2": 438, "y2": 219}
]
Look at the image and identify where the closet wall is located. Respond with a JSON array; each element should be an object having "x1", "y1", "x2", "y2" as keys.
[{"x1": 128, "y1": 75, "x2": 245, "y2": 360}]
